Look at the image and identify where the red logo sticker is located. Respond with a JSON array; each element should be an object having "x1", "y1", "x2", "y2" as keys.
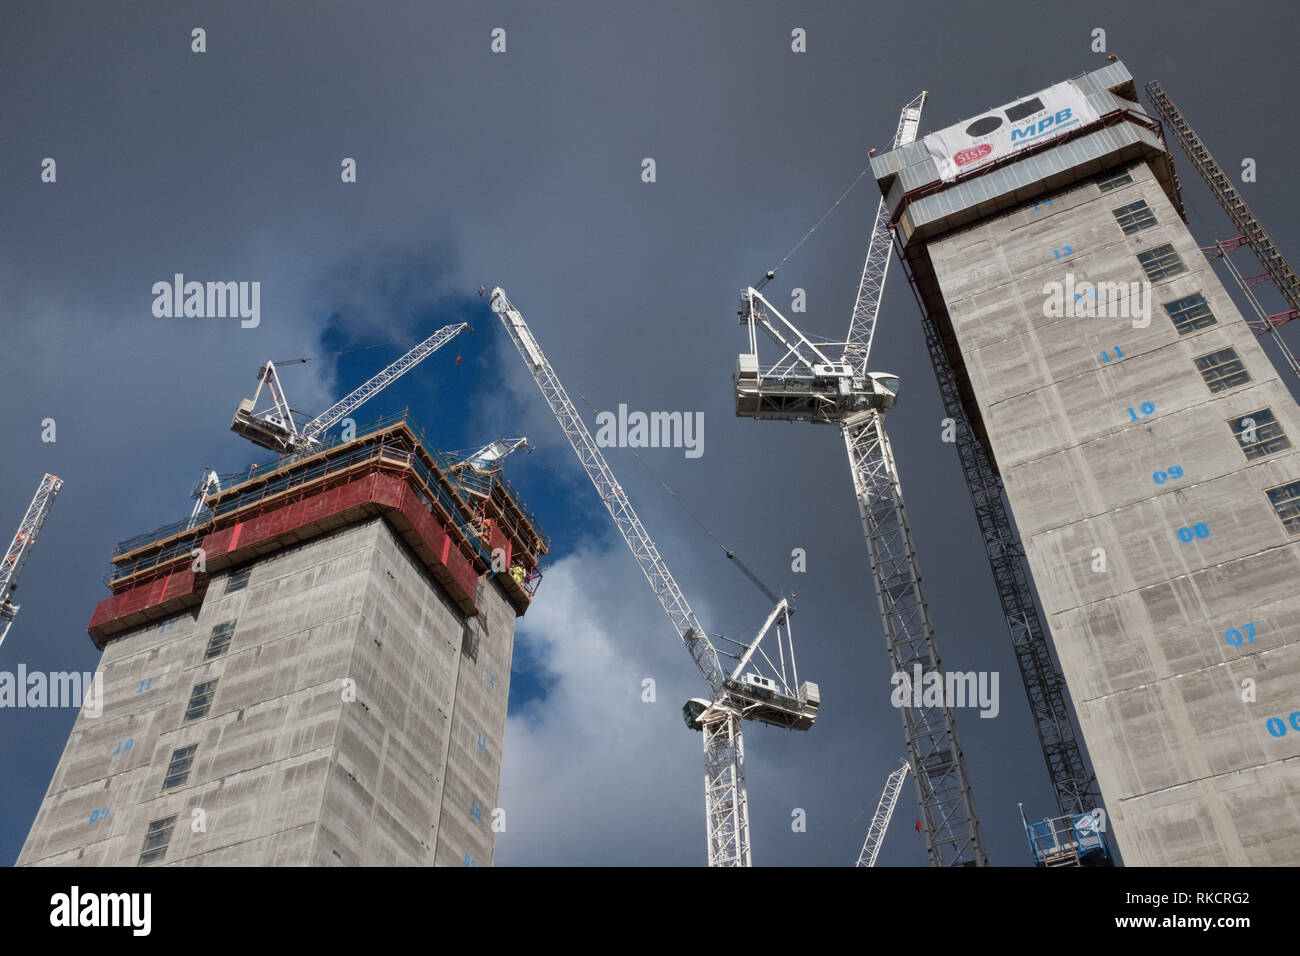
[{"x1": 954, "y1": 143, "x2": 993, "y2": 167}]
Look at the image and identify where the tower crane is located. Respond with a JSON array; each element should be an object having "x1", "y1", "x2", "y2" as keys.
[
  {"x1": 0, "y1": 474, "x2": 63, "y2": 650},
  {"x1": 857, "y1": 759, "x2": 910, "y2": 867},
  {"x1": 486, "y1": 286, "x2": 820, "y2": 867},
  {"x1": 448, "y1": 438, "x2": 530, "y2": 557},
  {"x1": 188, "y1": 468, "x2": 221, "y2": 527},
  {"x1": 451, "y1": 437, "x2": 530, "y2": 477},
  {"x1": 231, "y1": 322, "x2": 467, "y2": 453},
  {"x1": 734, "y1": 92, "x2": 988, "y2": 866},
  {"x1": 1145, "y1": 80, "x2": 1300, "y2": 383}
]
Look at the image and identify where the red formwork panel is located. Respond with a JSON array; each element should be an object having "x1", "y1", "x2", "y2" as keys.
[
  {"x1": 203, "y1": 473, "x2": 378, "y2": 566},
  {"x1": 371, "y1": 473, "x2": 405, "y2": 510},
  {"x1": 88, "y1": 567, "x2": 199, "y2": 646},
  {"x1": 489, "y1": 523, "x2": 512, "y2": 569},
  {"x1": 443, "y1": 540, "x2": 470, "y2": 580},
  {"x1": 440, "y1": 536, "x2": 480, "y2": 607},
  {"x1": 395, "y1": 485, "x2": 453, "y2": 567},
  {"x1": 90, "y1": 468, "x2": 491, "y2": 644},
  {"x1": 202, "y1": 524, "x2": 238, "y2": 561},
  {"x1": 295, "y1": 492, "x2": 326, "y2": 525},
  {"x1": 237, "y1": 512, "x2": 274, "y2": 548},
  {"x1": 453, "y1": 559, "x2": 482, "y2": 612}
]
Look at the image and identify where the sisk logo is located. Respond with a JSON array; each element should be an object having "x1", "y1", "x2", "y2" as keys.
[{"x1": 954, "y1": 144, "x2": 993, "y2": 167}]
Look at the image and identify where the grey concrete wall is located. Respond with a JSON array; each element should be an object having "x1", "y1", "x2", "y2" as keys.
[
  {"x1": 20, "y1": 513, "x2": 519, "y2": 867},
  {"x1": 928, "y1": 158, "x2": 1300, "y2": 865},
  {"x1": 433, "y1": 568, "x2": 516, "y2": 867}
]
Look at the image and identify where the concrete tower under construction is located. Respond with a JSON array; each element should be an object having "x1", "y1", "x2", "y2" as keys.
[
  {"x1": 18, "y1": 413, "x2": 547, "y2": 866},
  {"x1": 873, "y1": 60, "x2": 1300, "y2": 865}
]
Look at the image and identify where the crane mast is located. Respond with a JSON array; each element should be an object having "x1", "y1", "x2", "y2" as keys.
[
  {"x1": 734, "y1": 92, "x2": 989, "y2": 865},
  {"x1": 231, "y1": 322, "x2": 467, "y2": 453},
  {"x1": 1144, "y1": 81, "x2": 1300, "y2": 321},
  {"x1": 839, "y1": 92, "x2": 987, "y2": 866},
  {"x1": 0, "y1": 474, "x2": 63, "y2": 650},
  {"x1": 1144, "y1": 81, "x2": 1300, "y2": 385},
  {"x1": 842, "y1": 407, "x2": 986, "y2": 865},
  {"x1": 488, "y1": 287, "x2": 818, "y2": 867}
]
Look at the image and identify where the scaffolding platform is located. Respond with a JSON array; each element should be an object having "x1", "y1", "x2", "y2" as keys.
[{"x1": 90, "y1": 412, "x2": 549, "y2": 646}]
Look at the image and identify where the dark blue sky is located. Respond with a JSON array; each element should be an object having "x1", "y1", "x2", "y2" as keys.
[{"x1": 2, "y1": 0, "x2": 1297, "y2": 867}]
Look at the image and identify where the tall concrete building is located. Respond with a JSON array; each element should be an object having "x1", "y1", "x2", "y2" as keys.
[
  {"x1": 874, "y1": 61, "x2": 1300, "y2": 865},
  {"x1": 19, "y1": 414, "x2": 547, "y2": 866}
]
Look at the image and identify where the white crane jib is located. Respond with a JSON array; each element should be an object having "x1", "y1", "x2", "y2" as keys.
[
  {"x1": 449, "y1": 438, "x2": 530, "y2": 502},
  {"x1": 487, "y1": 286, "x2": 819, "y2": 867},
  {"x1": 189, "y1": 468, "x2": 221, "y2": 524},
  {"x1": 231, "y1": 322, "x2": 467, "y2": 453},
  {"x1": 0, "y1": 473, "x2": 63, "y2": 650},
  {"x1": 857, "y1": 759, "x2": 910, "y2": 867},
  {"x1": 462, "y1": 437, "x2": 529, "y2": 467},
  {"x1": 843, "y1": 93, "x2": 926, "y2": 371}
]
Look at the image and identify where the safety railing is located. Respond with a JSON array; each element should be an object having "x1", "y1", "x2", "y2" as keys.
[
  {"x1": 110, "y1": 440, "x2": 492, "y2": 582},
  {"x1": 111, "y1": 409, "x2": 547, "y2": 561}
]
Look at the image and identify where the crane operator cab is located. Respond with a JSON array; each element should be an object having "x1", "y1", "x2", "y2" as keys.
[
  {"x1": 808, "y1": 364, "x2": 901, "y2": 412},
  {"x1": 682, "y1": 698, "x2": 712, "y2": 730},
  {"x1": 866, "y1": 372, "x2": 900, "y2": 409}
]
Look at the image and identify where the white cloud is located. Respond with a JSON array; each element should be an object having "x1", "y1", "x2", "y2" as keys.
[{"x1": 495, "y1": 545, "x2": 710, "y2": 866}]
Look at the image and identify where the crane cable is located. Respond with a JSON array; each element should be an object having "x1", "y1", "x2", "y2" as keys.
[
  {"x1": 272, "y1": 338, "x2": 406, "y2": 365},
  {"x1": 571, "y1": 389, "x2": 787, "y2": 608},
  {"x1": 755, "y1": 154, "x2": 877, "y2": 291},
  {"x1": 272, "y1": 327, "x2": 472, "y2": 367}
]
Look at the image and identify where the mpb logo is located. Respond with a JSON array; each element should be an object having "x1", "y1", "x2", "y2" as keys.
[{"x1": 1011, "y1": 108, "x2": 1074, "y2": 143}]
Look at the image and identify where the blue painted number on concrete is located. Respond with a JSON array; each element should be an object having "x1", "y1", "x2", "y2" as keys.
[
  {"x1": 1225, "y1": 622, "x2": 1256, "y2": 648},
  {"x1": 1176, "y1": 523, "x2": 1210, "y2": 543},
  {"x1": 1265, "y1": 712, "x2": 1300, "y2": 737},
  {"x1": 1126, "y1": 402, "x2": 1156, "y2": 421},
  {"x1": 1153, "y1": 465, "x2": 1183, "y2": 484},
  {"x1": 112, "y1": 738, "x2": 134, "y2": 755},
  {"x1": 89, "y1": 807, "x2": 110, "y2": 823}
]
